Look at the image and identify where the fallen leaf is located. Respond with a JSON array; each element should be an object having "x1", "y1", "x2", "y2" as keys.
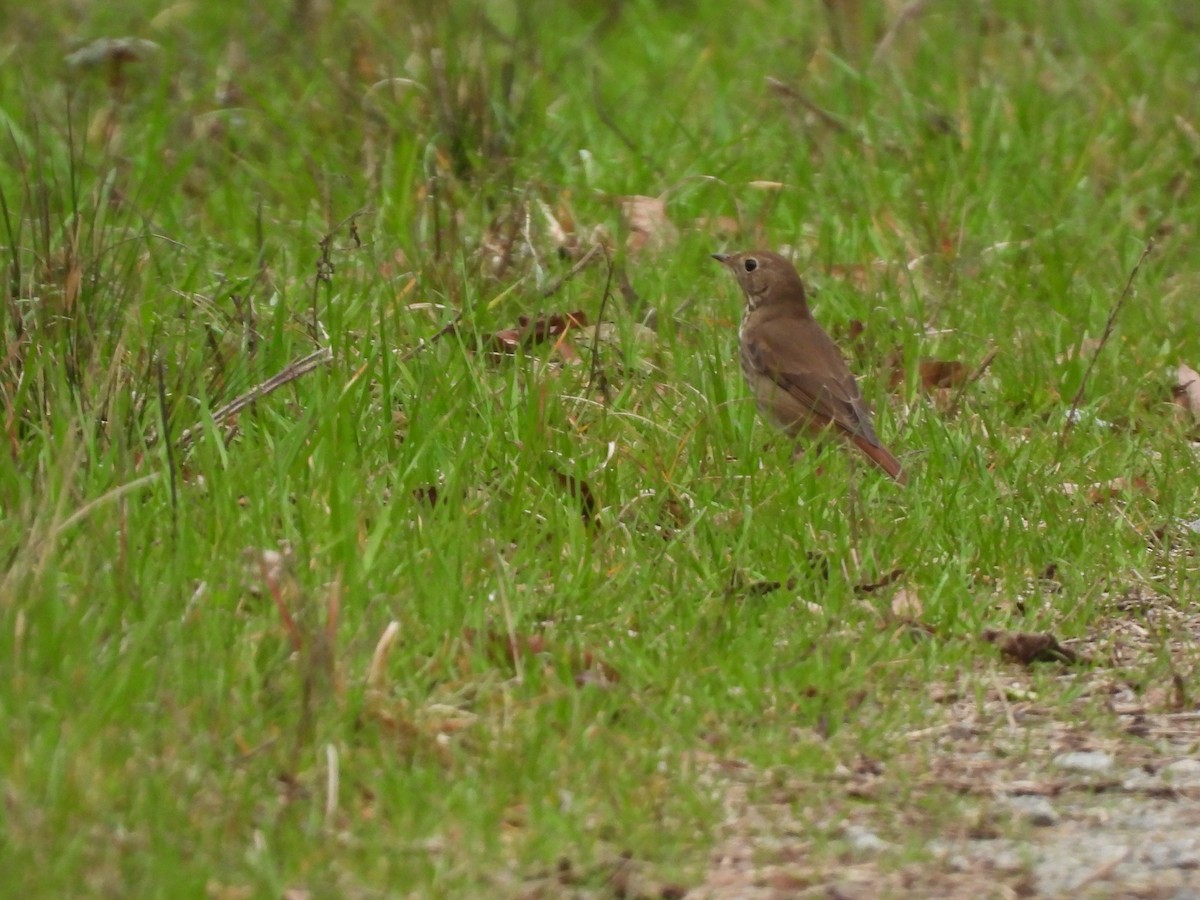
[
  {"x1": 982, "y1": 629, "x2": 1088, "y2": 666},
  {"x1": 539, "y1": 197, "x2": 579, "y2": 257},
  {"x1": 695, "y1": 215, "x2": 740, "y2": 237},
  {"x1": 620, "y1": 194, "x2": 677, "y2": 253},
  {"x1": 890, "y1": 588, "x2": 923, "y2": 619},
  {"x1": 66, "y1": 37, "x2": 160, "y2": 70},
  {"x1": 479, "y1": 310, "x2": 588, "y2": 359},
  {"x1": 366, "y1": 621, "x2": 400, "y2": 690},
  {"x1": 1085, "y1": 476, "x2": 1152, "y2": 503},
  {"x1": 412, "y1": 485, "x2": 440, "y2": 506},
  {"x1": 854, "y1": 567, "x2": 905, "y2": 593},
  {"x1": 1172, "y1": 362, "x2": 1200, "y2": 424},
  {"x1": 1057, "y1": 337, "x2": 1103, "y2": 365},
  {"x1": 460, "y1": 628, "x2": 619, "y2": 686},
  {"x1": 918, "y1": 359, "x2": 970, "y2": 390},
  {"x1": 549, "y1": 468, "x2": 598, "y2": 527}
]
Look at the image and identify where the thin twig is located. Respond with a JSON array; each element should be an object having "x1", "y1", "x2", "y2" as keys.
[
  {"x1": 540, "y1": 242, "x2": 602, "y2": 299},
  {"x1": 591, "y1": 69, "x2": 656, "y2": 171},
  {"x1": 871, "y1": 0, "x2": 931, "y2": 68},
  {"x1": 176, "y1": 347, "x2": 334, "y2": 450},
  {"x1": 1059, "y1": 238, "x2": 1154, "y2": 447},
  {"x1": 156, "y1": 358, "x2": 178, "y2": 535},
  {"x1": 586, "y1": 245, "x2": 615, "y2": 403},
  {"x1": 49, "y1": 473, "x2": 161, "y2": 540},
  {"x1": 397, "y1": 313, "x2": 463, "y2": 363},
  {"x1": 765, "y1": 77, "x2": 852, "y2": 135},
  {"x1": 945, "y1": 345, "x2": 999, "y2": 417}
]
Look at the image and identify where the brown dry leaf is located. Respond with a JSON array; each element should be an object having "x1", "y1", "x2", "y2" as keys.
[
  {"x1": 66, "y1": 37, "x2": 160, "y2": 70},
  {"x1": 620, "y1": 194, "x2": 677, "y2": 253},
  {"x1": 481, "y1": 310, "x2": 588, "y2": 359},
  {"x1": 538, "y1": 197, "x2": 580, "y2": 258},
  {"x1": 827, "y1": 263, "x2": 895, "y2": 292},
  {"x1": 1057, "y1": 336, "x2": 1103, "y2": 364},
  {"x1": 549, "y1": 468, "x2": 598, "y2": 527},
  {"x1": 982, "y1": 629, "x2": 1088, "y2": 666},
  {"x1": 854, "y1": 567, "x2": 905, "y2": 593},
  {"x1": 1173, "y1": 363, "x2": 1200, "y2": 424},
  {"x1": 1085, "y1": 476, "x2": 1153, "y2": 503},
  {"x1": 918, "y1": 359, "x2": 970, "y2": 390},
  {"x1": 890, "y1": 588, "x2": 923, "y2": 619},
  {"x1": 460, "y1": 628, "x2": 619, "y2": 687},
  {"x1": 695, "y1": 215, "x2": 740, "y2": 237},
  {"x1": 366, "y1": 621, "x2": 400, "y2": 690}
]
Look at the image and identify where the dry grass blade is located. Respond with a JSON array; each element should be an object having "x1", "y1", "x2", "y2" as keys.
[
  {"x1": 872, "y1": 0, "x2": 932, "y2": 67},
  {"x1": 540, "y1": 242, "x2": 602, "y2": 299},
  {"x1": 1059, "y1": 238, "x2": 1154, "y2": 448},
  {"x1": 176, "y1": 347, "x2": 334, "y2": 450},
  {"x1": 945, "y1": 346, "x2": 999, "y2": 416}
]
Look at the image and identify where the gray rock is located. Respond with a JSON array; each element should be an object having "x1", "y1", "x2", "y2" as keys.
[
  {"x1": 1162, "y1": 758, "x2": 1200, "y2": 786},
  {"x1": 842, "y1": 824, "x2": 891, "y2": 854},
  {"x1": 1052, "y1": 750, "x2": 1115, "y2": 774},
  {"x1": 1005, "y1": 795, "x2": 1059, "y2": 827}
]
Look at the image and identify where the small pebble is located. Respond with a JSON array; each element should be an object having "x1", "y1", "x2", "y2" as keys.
[
  {"x1": 842, "y1": 824, "x2": 891, "y2": 854},
  {"x1": 1121, "y1": 767, "x2": 1161, "y2": 792},
  {"x1": 1005, "y1": 795, "x2": 1059, "y2": 827},
  {"x1": 1162, "y1": 758, "x2": 1200, "y2": 786},
  {"x1": 1052, "y1": 750, "x2": 1115, "y2": 774}
]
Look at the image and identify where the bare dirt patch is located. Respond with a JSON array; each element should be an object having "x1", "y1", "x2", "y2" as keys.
[{"x1": 693, "y1": 589, "x2": 1200, "y2": 899}]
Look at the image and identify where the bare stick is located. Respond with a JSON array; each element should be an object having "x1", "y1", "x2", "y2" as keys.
[
  {"x1": 765, "y1": 77, "x2": 851, "y2": 135},
  {"x1": 177, "y1": 347, "x2": 334, "y2": 450},
  {"x1": 586, "y1": 245, "x2": 615, "y2": 402},
  {"x1": 397, "y1": 313, "x2": 463, "y2": 363},
  {"x1": 156, "y1": 358, "x2": 178, "y2": 533},
  {"x1": 945, "y1": 345, "x2": 999, "y2": 417},
  {"x1": 1059, "y1": 238, "x2": 1154, "y2": 446},
  {"x1": 540, "y1": 242, "x2": 602, "y2": 299},
  {"x1": 872, "y1": 0, "x2": 931, "y2": 68},
  {"x1": 591, "y1": 69, "x2": 644, "y2": 159}
]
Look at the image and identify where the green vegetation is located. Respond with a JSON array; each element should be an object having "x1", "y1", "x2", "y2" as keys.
[{"x1": 3, "y1": 1, "x2": 1199, "y2": 895}]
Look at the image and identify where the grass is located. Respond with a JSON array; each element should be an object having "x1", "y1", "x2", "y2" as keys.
[{"x1": 4, "y1": 0, "x2": 1200, "y2": 895}]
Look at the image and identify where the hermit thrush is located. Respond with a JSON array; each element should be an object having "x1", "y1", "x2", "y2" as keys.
[{"x1": 714, "y1": 250, "x2": 906, "y2": 483}]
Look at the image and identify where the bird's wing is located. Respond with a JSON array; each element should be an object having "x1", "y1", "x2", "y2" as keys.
[{"x1": 742, "y1": 319, "x2": 882, "y2": 447}]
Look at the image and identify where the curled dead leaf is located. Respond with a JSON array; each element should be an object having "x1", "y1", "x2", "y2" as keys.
[
  {"x1": 890, "y1": 588, "x2": 923, "y2": 619},
  {"x1": 982, "y1": 629, "x2": 1088, "y2": 666},
  {"x1": 461, "y1": 628, "x2": 619, "y2": 686},
  {"x1": 1061, "y1": 476, "x2": 1154, "y2": 503},
  {"x1": 367, "y1": 621, "x2": 401, "y2": 690},
  {"x1": 479, "y1": 310, "x2": 588, "y2": 358},
  {"x1": 549, "y1": 468, "x2": 598, "y2": 527},
  {"x1": 620, "y1": 194, "x2": 677, "y2": 253},
  {"x1": 66, "y1": 37, "x2": 160, "y2": 70},
  {"x1": 918, "y1": 359, "x2": 970, "y2": 390},
  {"x1": 1173, "y1": 363, "x2": 1200, "y2": 424}
]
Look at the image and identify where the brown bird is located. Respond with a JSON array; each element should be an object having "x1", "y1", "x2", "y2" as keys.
[{"x1": 713, "y1": 250, "x2": 906, "y2": 483}]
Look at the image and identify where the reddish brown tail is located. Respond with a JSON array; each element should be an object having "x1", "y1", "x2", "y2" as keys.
[{"x1": 852, "y1": 435, "x2": 907, "y2": 484}]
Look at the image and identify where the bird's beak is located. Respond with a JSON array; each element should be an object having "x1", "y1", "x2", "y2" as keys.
[{"x1": 711, "y1": 253, "x2": 730, "y2": 265}]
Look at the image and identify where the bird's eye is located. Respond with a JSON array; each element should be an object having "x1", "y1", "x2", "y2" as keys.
[{"x1": 744, "y1": 258, "x2": 758, "y2": 272}]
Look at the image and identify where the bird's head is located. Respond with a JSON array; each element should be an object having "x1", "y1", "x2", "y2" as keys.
[{"x1": 712, "y1": 250, "x2": 809, "y2": 313}]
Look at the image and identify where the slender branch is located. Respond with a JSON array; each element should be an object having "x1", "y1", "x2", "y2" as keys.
[
  {"x1": 176, "y1": 347, "x2": 334, "y2": 450},
  {"x1": 945, "y1": 345, "x2": 999, "y2": 417},
  {"x1": 540, "y1": 242, "x2": 602, "y2": 299},
  {"x1": 1059, "y1": 237, "x2": 1154, "y2": 446},
  {"x1": 156, "y1": 358, "x2": 178, "y2": 534},
  {"x1": 586, "y1": 245, "x2": 615, "y2": 403},
  {"x1": 872, "y1": 0, "x2": 931, "y2": 68}
]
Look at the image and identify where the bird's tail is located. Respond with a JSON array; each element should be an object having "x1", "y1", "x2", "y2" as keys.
[{"x1": 852, "y1": 436, "x2": 907, "y2": 484}]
